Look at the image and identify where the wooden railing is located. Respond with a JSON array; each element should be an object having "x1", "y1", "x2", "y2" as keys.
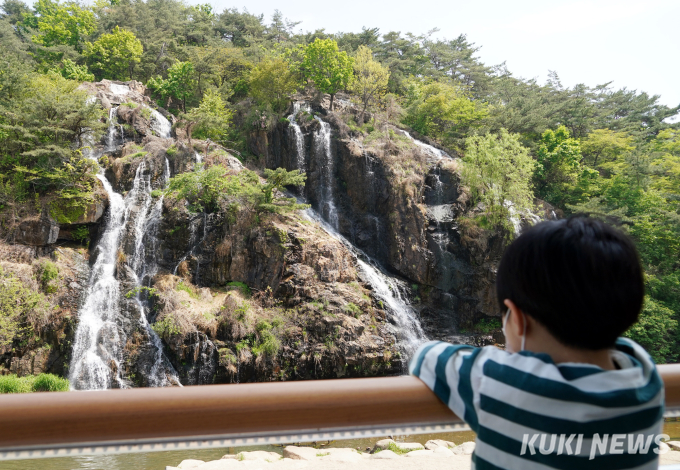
[{"x1": 2, "y1": 363, "x2": 680, "y2": 460}]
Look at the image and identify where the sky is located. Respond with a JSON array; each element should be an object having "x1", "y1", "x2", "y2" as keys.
[{"x1": 193, "y1": 0, "x2": 680, "y2": 109}]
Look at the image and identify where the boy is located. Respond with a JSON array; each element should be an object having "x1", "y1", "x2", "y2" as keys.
[{"x1": 410, "y1": 216, "x2": 664, "y2": 469}]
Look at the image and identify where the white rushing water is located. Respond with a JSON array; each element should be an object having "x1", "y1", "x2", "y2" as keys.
[
  {"x1": 70, "y1": 109, "x2": 180, "y2": 389},
  {"x1": 110, "y1": 84, "x2": 130, "y2": 96},
  {"x1": 401, "y1": 130, "x2": 452, "y2": 161},
  {"x1": 313, "y1": 116, "x2": 339, "y2": 228},
  {"x1": 306, "y1": 210, "x2": 427, "y2": 360},
  {"x1": 287, "y1": 102, "x2": 309, "y2": 170},
  {"x1": 150, "y1": 109, "x2": 172, "y2": 138}
]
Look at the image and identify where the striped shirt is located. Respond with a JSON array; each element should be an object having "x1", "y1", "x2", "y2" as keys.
[{"x1": 409, "y1": 338, "x2": 664, "y2": 470}]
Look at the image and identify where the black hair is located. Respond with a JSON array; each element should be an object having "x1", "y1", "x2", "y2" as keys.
[{"x1": 496, "y1": 216, "x2": 644, "y2": 350}]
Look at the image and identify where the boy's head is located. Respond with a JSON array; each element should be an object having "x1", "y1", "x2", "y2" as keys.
[{"x1": 496, "y1": 216, "x2": 644, "y2": 350}]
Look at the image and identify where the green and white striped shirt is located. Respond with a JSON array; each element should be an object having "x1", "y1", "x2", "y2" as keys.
[{"x1": 409, "y1": 338, "x2": 664, "y2": 470}]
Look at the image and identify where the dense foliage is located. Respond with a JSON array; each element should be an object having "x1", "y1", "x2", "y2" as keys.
[{"x1": 0, "y1": 0, "x2": 678, "y2": 361}]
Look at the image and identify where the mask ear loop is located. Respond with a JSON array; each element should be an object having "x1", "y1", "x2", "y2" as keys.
[{"x1": 520, "y1": 312, "x2": 527, "y2": 351}]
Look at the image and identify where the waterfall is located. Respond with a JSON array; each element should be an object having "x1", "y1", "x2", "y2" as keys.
[
  {"x1": 69, "y1": 111, "x2": 179, "y2": 390},
  {"x1": 313, "y1": 116, "x2": 339, "y2": 228},
  {"x1": 289, "y1": 113, "x2": 428, "y2": 362},
  {"x1": 69, "y1": 165, "x2": 128, "y2": 390},
  {"x1": 307, "y1": 211, "x2": 427, "y2": 361},
  {"x1": 110, "y1": 83, "x2": 130, "y2": 96},
  {"x1": 107, "y1": 107, "x2": 120, "y2": 150},
  {"x1": 288, "y1": 102, "x2": 309, "y2": 170},
  {"x1": 401, "y1": 130, "x2": 452, "y2": 160},
  {"x1": 150, "y1": 109, "x2": 172, "y2": 138},
  {"x1": 126, "y1": 156, "x2": 181, "y2": 387},
  {"x1": 194, "y1": 151, "x2": 202, "y2": 164}
]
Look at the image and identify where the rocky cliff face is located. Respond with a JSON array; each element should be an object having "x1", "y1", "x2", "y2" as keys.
[
  {"x1": 1, "y1": 81, "x2": 517, "y2": 387},
  {"x1": 1, "y1": 81, "x2": 404, "y2": 385},
  {"x1": 253, "y1": 104, "x2": 509, "y2": 343}
]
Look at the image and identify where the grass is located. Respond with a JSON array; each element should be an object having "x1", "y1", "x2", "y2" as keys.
[
  {"x1": 176, "y1": 280, "x2": 199, "y2": 299},
  {"x1": 227, "y1": 281, "x2": 251, "y2": 297},
  {"x1": 0, "y1": 374, "x2": 69, "y2": 393},
  {"x1": 374, "y1": 442, "x2": 419, "y2": 455}
]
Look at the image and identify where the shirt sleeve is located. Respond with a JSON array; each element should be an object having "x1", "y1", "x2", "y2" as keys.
[{"x1": 409, "y1": 340, "x2": 482, "y2": 431}]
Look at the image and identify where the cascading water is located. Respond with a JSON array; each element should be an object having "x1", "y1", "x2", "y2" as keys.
[
  {"x1": 313, "y1": 116, "x2": 339, "y2": 228},
  {"x1": 125, "y1": 156, "x2": 181, "y2": 387},
  {"x1": 69, "y1": 127, "x2": 128, "y2": 390},
  {"x1": 150, "y1": 109, "x2": 172, "y2": 138},
  {"x1": 70, "y1": 106, "x2": 180, "y2": 389},
  {"x1": 288, "y1": 108, "x2": 428, "y2": 361},
  {"x1": 288, "y1": 102, "x2": 309, "y2": 170},
  {"x1": 307, "y1": 211, "x2": 427, "y2": 361}
]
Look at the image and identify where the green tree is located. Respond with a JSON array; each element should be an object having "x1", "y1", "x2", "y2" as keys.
[
  {"x1": 148, "y1": 61, "x2": 195, "y2": 112},
  {"x1": 625, "y1": 297, "x2": 678, "y2": 363},
  {"x1": 249, "y1": 56, "x2": 297, "y2": 113},
  {"x1": 349, "y1": 45, "x2": 389, "y2": 122},
  {"x1": 534, "y1": 125, "x2": 584, "y2": 206},
  {"x1": 184, "y1": 89, "x2": 231, "y2": 143},
  {"x1": 461, "y1": 129, "x2": 536, "y2": 233},
  {"x1": 302, "y1": 38, "x2": 353, "y2": 111},
  {"x1": 57, "y1": 58, "x2": 94, "y2": 81},
  {"x1": 85, "y1": 26, "x2": 143, "y2": 80},
  {"x1": 163, "y1": 165, "x2": 308, "y2": 215},
  {"x1": 28, "y1": 0, "x2": 95, "y2": 51},
  {"x1": 581, "y1": 128, "x2": 633, "y2": 169},
  {"x1": 402, "y1": 79, "x2": 487, "y2": 149}
]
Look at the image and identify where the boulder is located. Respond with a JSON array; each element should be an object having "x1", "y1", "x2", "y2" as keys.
[
  {"x1": 194, "y1": 461, "x2": 239, "y2": 470},
  {"x1": 371, "y1": 450, "x2": 399, "y2": 459},
  {"x1": 283, "y1": 446, "x2": 319, "y2": 460},
  {"x1": 237, "y1": 451, "x2": 280, "y2": 461},
  {"x1": 177, "y1": 460, "x2": 205, "y2": 469},
  {"x1": 373, "y1": 438, "x2": 395, "y2": 451},
  {"x1": 320, "y1": 448, "x2": 362, "y2": 462},
  {"x1": 451, "y1": 441, "x2": 476, "y2": 455},
  {"x1": 659, "y1": 442, "x2": 670, "y2": 453},
  {"x1": 165, "y1": 467, "x2": 180, "y2": 470},
  {"x1": 667, "y1": 441, "x2": 680, "y2": 451},
  {"x1": 425, "y1": 439, "x2": 455, "y2": 450},
  {"x1": 433, "y1": 447, "x2": 455, "y2": 456},
  {"x1": 14, "y1": 215, "x2": 59, "y2": 246},
  {"x1": 404, "y1": 450, "x2": 435, "y2": 458}
]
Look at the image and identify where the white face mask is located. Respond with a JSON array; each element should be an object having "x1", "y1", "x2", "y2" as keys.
[{"x1": 502, "y1": 308, "x2": 526, "y2": 353}]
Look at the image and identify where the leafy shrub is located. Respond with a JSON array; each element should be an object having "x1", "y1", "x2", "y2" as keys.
[
  {"x1": 0, "y1": 267, "x2": 50, "y2": 346},
  {"x1": 152, "y1": 315, "x2": 181, "y2": 339},
  {"x1": 71, "y1": 225, "x2": 90, "y2": 245},
  {"x1": 38, "y1": 260, "x2": 59, "y2": 293},
  {"x1": 163, "y1": 165, "x2": 308, "y2": 215}
]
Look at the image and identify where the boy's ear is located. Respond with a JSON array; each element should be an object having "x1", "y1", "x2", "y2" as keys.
[{"x1": 503, "y1": 299, "x2": 526, "y2": 336}]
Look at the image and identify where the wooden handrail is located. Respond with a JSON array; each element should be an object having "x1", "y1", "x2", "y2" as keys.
[{"x1": 1, "y1": 364, "x2": 680, "y2": 457}]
